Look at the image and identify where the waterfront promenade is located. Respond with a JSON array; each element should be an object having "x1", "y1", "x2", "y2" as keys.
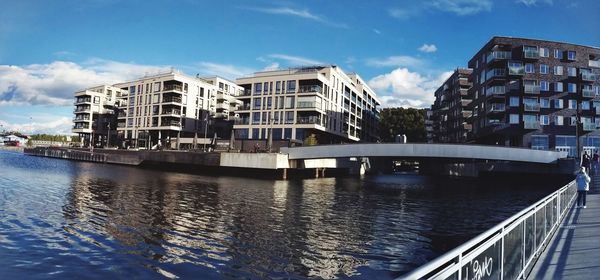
[{"x1": 528, "y1": 172, "x2": 600, "y2": 279}]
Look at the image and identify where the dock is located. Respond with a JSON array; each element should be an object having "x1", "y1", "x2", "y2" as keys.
[{"x1": 528, "y1": 171, "x2": 600, "y2": 279}]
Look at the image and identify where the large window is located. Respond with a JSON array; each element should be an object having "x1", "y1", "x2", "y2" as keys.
[
  {"x1": 254, "y1": 83, "x2": 262, "y2": 94},
  {"x1": 556, "y1": 135, "x2": 576, "y2": 157},
  {"x1": 252, "y1": 112, "x2": 260, "y2": 124},
  {"x1": 153, "y1": 82, "x2": 160, "y2": 92},
  {"x1": 531, "y1": 135, "x2": 549, "y2": 150},
  {"x1": 287, "y1": 80, "x2": 296, "y2": 92},
  {"x1": 253, "y1": 98, "x2": 261, "y2": 109},
  {"x1": 509, "y1": 114, "x2": 520, "y2": 124},
  {"x1": 539, "y1": 64, "x2": 549, "y2": 74},
  {"x1": 510, "y1": 96, "x2": 520, "y2": 107},
  {"x1": 582, "y1": 101, "x2": 591, "y2": 110}
]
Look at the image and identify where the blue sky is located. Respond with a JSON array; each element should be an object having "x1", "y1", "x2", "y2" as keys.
[{"x1": 1, "y1": 0, "x2": 599, "y2": 134}]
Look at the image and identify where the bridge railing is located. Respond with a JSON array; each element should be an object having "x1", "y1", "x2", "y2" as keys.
[{"x1": 398, "y1": 179, "x2": 577, "y2": 280}]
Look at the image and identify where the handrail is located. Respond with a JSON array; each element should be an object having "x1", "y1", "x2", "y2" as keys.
[{"x1": 398, "y1": 180, "x2": 577, "y2": 280}]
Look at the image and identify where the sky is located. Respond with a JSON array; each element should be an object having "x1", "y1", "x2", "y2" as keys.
[{"x1": 1, "y1": 0, "x2": 599, "y2": 134}]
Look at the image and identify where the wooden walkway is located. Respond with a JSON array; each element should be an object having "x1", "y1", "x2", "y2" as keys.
[{"x1": 528, "y1": 170, "x2": 600, "y2": 279}]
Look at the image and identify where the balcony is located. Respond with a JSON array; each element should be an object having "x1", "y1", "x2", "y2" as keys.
[
  {"x1": 74, "y1": 97, "x2": 91, "y2": 104},
  {"x1": 163, "y1": 84, "x2": 183, "y2": 92},
  {"x1": 590, "y1": 60, "x2": 600, "y2": 68},
  {"x1": 487, "y1": 103, "x2": 505, "y2": 115},
  {"x1": 524, "y1": 121, "x2": 541, "y2": 130},
  {"x1": 163, "y1": 96, "x2": 182, "y2": 103},
  {"x1": 523, "y1": 49, "x2": 540, "y2": 59},
  {"x1": 242, "y1": 89, "x2": 252, "y2": 96},
  {"x1": 73, "y1": 123, "x2": 90, "y2": 129},
  {"x1": 486, "y1": 68, "x2": 506, "y2": 81},
  {"x1": 581, "y1": 72, "x2": 596, "y2": 81},
  {"x1": 524, "y1": 84, "x2": 541, "y2": 94},
  {"x1": 296, "y1": 116, "x2": 321, "y2": 125},
  {"x1": 162, "y1": 109, "x2": 181, "y2": 115},
  {"x1": 74, "y1": 106, "x2": 91, "y2": 113},
  {"x1": 583, "y1": 122, "x2": 596, "y2": 131},
  {"x1": 487, "y1": 86, "x2": 506, "y2": 97},
  {"x1": 298, "y1": 85, "x2": 322, "y2": 94},
  {"x1": 162, "y1": 120, "x2": 181, "y2": 127},
  {"x1": 73, "y1": 116, "x2": 90, "y2": 122},
  {"x1": 583, "y1": 88, "x2": 595, "y2": 98},
  {"x1": 487, "y1": 51, "x2": 512, "y2": 63},
  {"x1": 297, "y1": 101, "x2": 321, "y2": 109},
  {"x1": 524, "y1": 102, "x2": 541, "y2": 112}
]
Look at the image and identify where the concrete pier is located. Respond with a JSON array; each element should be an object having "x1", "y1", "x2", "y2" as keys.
[{"x1": 528, "y1": 171, "x2": 600, "y2": 279}]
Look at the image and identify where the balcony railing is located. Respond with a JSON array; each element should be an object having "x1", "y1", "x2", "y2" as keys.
[
  {"x1": 487, "y1": 51, "x2": 512, "y2": 63},
  {"x1": 298, "y1": 85, "x2": 322, "y2": 94},
  {"x1": 163, "y1": 96, "x2": 182, "y2": 103},
  {"x1": 73, "y1": 116, "x2": 90, "y2": 121},
  {"x1": 583, "y1": 122, "x2": 596, "y2": 131},
  {"x1": 297, "y1": 101, "x2": 320, "y2": 109},
  {"x1": 486, "y1": 68, "x2": 506, "y2": 80},
  {"x1": 487, "y1": 103, "x2": 505, "y2": 113},
  {"x1": 581, "y1": 72, "x2": 596, "y2": 81},
  {"x1": 524, "y1": 102, "x2": 541, "y2": 111},
  {"x1": 524, "y1": 121, "x2": 541, "y2": 129},
  {"x1": 74, "y1": 107, "x2": 91, "y2": 112},
  {"x1": 487, "y1": 86, "x2": 506, "y2": 96},
  {"x1": 523, "y1": 49, "x2": 540, "y2": 59},
  {"x1": 74, "y1": 98, "x2": 91, "y2": 104},
  {"x1": 589, "y1": 60, "x2": 600, "y2": 68},
  {"x1": 524, "y1": 84, "x2": 541, "y2": 94},
  {"x1": 582, "y1": 88, "x2": 595, "y2": 98},
  {"x1": 73, "y1": 124, "x2": 90, "y2": 129},
  {"x1": 162, "y1": 120, "x2": 181, "y2": 127},
  {"x1": 162, "y1": 110, "x2": 181, "y2": 115},
  {"x1": 163, "y1": 84, "x2": 183, "y2": 92},
  {"x1": 296, "y1": 116, "x2": 321, "y2": 125}
]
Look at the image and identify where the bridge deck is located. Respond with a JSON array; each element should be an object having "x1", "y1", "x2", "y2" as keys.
[{"x1": 528, "y1": 171, "x2": 600, "y2": 279}]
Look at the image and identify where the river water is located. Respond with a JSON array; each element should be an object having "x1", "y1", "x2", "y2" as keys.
[{"x1": 0, "y1": 150, "x2": 555, "y2": 279}]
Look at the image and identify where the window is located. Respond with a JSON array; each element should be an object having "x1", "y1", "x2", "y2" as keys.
[
  {"x1": 285, "y1": 111, "x2": 294, "y2": 124},
  {"x1": 540, "y1": 81, "x2": 549, "y2": 91},
  {"x1": 252, "y1": 112, "x2": 260, "y2": 124},
  {"x1": 540, "y1": 47, "x2": 549, "y2": 57},
  {"x1": 508, "y1": 61, "x2": 524, "y2": 75},
  {"x1": 509, "y1": 114, "x2": 520, "y2": 124},
  {"x1": 568, "y1": 83, "x2": 577, "y2": 93},
  {"x1": 567, "y1": 50, "x2": 576, "y2": 60},
  {"x1": 555, "y1": 116, "x2": 564, "y2": 125},
  {"x1": 556, "y1": 135, "x2": 576, "y2": 156},
  {"x1": 287, "y1": 80, "x2": 296, "y2": 92},
  {"x1": 93, "y1": 96, "x2": 100, "y2": 104},
  {"x1": 540, "y1": 98, "x2": 550, "y2": 108},
  {"x1": 554, "y1": 99, "x2": 563, "y2": 109},
  {"x1": 263, "y1": 82, "x2": 269, "y2": 93},
  {"x1": 540, "y1": 115, "x2": 549, "y2": 125},
  {"x1": 539, "y1": 64, "x2": 549, "y2": 74},
  {"x1": 276, "y1": 81, "x2": 281, "y2": 92},
  {"x1": 285, "y1": 96, "x2": 295, "y2": 108},
  {"x1": 570, "y1": 116, "x2": 577, "y2": 126},
  {"x1": 254, "y1": 83, "x2": 262, "y2": 94},
  {"x1": 262, "y1": 112, "x2": 268, "y2": 124},
  {"x1": 152, "y1": 94, "x2": 160, "y2": 103},
  {"x1": 554, "y1": 66, "x2": 563, "y2": 75},
  {"x1": 253, "y1": 98, "x2": 261, "y2": 109},
  {"x1": 510, "y1": 96, "x2": 520, "y2": 107},
  {"x1": 555, "y1": 82, "x2": 563, "y2": 92},
  {"x1": 129, "y1": 86, "x2": 135, "y2": 94},
  {"x1": 567, "y1": 67, "x2": 577, "y2": 77},
  {"x1": 597, "y1": 86, "x2": 600, "y2": 96},
  {"x1": 582, "y1": 101, "x2": 591, "y2": 110},
  {"x1": 554, "y1": 49, "x2": 562, "y2": 59},
  {"x1": 525, "y1": 63, "x2": 535, "y2": 73},
  {"x1": 153, "y1": 82, "x2": 160, "y2": 92},
  {"x1": 531, "y1": 135, "x2": 549, "y2": 150},
  {"x1": 569, "y1": 99, "x2": 577, "y2": 109}
]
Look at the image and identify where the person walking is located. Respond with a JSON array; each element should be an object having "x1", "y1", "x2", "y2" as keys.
[
  {"x1": 593, "y1": 151, "x2": 599, "y2": 174},
  {"x1": 576, "y1": 166, "x2": 591, "y2": 209},
  {"x1": 582, "y1": 151, "x2": 591, "y2": 173}
]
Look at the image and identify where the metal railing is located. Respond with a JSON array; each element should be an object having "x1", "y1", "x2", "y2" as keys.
[{"x1": 399, "y1": 180, "x2": 577, "y2": 280}]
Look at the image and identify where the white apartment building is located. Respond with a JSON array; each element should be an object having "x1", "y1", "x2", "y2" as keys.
[
  {"x1": 234, "y1": 65, "x2": 380, "y2": 144},
  {"x1": 72, "y1": 85, "x2": 127, "y2": 146},
  {"x1": 111, "y1": 71, "x2": 240, "y2": 149},
  {"x1": 203, "y1": 76, "x2": 244, "y2": 120}
]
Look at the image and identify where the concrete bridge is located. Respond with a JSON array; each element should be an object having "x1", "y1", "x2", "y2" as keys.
[{"x1": 280, "y1": 143, "x2": 567, "y2": 163}]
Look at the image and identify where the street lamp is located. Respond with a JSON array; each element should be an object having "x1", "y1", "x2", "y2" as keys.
[{"x1": 106, "y1": 122, "x2": 111, "y2": 148}]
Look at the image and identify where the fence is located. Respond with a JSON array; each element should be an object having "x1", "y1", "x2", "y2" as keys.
[{"x1": 399, "y1": 180, "x2": 577, "y2": 280}]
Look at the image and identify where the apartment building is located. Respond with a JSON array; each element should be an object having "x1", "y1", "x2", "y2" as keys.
[
  {"x1": 431, "y1": 68, "x2": 473, "y2": 143},
  {"x1": 233, "y1": 65, "x2": 381, "y2": 144},
  {"x1": 72, "y1": 85, "x2": 127, "y2": 147},
  {"x1": 109, "y1": 71, "x2": 241, "y2": 149},
  {"x1": 468, "y1": 36, "x2": 600, "y2": 156}
]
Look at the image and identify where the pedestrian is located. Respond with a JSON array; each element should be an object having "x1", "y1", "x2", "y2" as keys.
[
  {"x1": 254, "y1": 142, "x2": 260, "y2": 153},
  {"x1": 582, "y1": 151, "x2": 591, "y2": 173},
  {"x1": 576, "y1": 166, "x2": 591, "y2": 209}
]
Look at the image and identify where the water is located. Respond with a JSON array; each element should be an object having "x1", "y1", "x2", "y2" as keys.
[{"x1": 0, "y1": 150, "x2": 555, "y2": 279}]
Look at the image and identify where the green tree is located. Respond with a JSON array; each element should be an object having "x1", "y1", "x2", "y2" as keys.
[{"x1": 379, "y1": 107, "x2": 426, "y2": 142}]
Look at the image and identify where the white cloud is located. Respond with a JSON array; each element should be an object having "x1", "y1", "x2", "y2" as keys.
[
  {"x1": 262, "y1": 62, "x2": 280, "y2": 71},
  {"x1": 428, "y1": 0, "x2": 492, "y2": 15},
  {"x1": 390, "y1": 0, "x2": 492, "y2": 19},
  {"x1": 373, "y1": 29, "x2": 382, "y2": 35},
  {"x1": 0, "y1": 117, "x2": 73, "y2": 135},
  {"x1": 0, "y1": 59, "x2": 170, "y2": 106},
  {"x1": 268, "y1": 54, "x2": 325, "y2": 66},
  {"x1": 368, "y1": 68, "x2": 453, "y2": 108},
  {"x1": 366, "y1": 56, "x2": 423, "y2": 68},
  {"x1": 238, "y1": 6, "x2": 348, "y2": 28},
  {"x1": 196, "y1": 62, "x2": 255, "y2": 79},
  {"x1": 418, "y1": 44, "x2": 438, "y2": 53},
  {"x1": 516, "y1": 0, "x2": 553, "y2": 6}
]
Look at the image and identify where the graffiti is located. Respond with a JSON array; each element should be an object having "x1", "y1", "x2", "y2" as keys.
[{"x1": 470, "y1": 257, "x2": 493, "y2": 280}]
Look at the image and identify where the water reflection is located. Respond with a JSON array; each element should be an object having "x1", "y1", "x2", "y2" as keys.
[{"x1": 0, "y1": 151, "x2": 552, "y2": 279}]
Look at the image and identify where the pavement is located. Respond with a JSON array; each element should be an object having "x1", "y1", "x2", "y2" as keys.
[{"x1": 528, "y1": 170, "x2": 600, "y2": 279}]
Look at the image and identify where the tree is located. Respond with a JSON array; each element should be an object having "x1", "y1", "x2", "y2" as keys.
[{"x1": 379, "y1": 107, "x2": 426, "y2": 143}]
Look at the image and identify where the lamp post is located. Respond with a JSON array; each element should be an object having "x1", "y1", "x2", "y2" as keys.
[
  {"x1": 203, "y1": 111, "x2": 209, "y2": 152},
  {"x1": 106, "y1": 123, "x2": 111, "y2": 148}
]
